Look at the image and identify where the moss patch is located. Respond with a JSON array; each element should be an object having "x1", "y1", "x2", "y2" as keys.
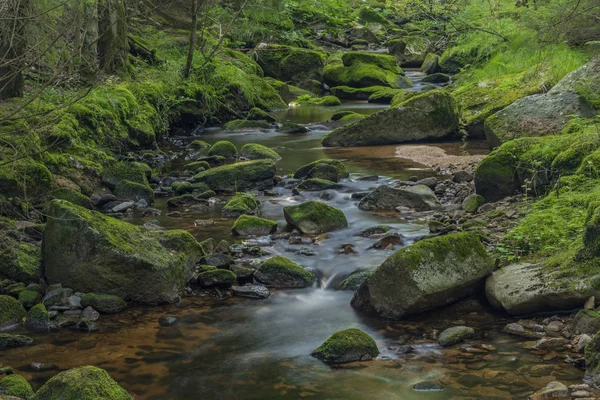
[
  {"x1": 0, "y1": 374, "x2": 34, "y2": 398},
  {"x1": 283, "y1": 201, "x2": 348, "y2": 234},
  {"x1": 207, "y1": 141, "x2": 238, "y2": 159},
  {"x1": 255, "y1": 256, "x2": 315, "y2": 288},
  {"x1": 232, "y1": 215, "x2": 278, "y2": 236},
  {"x1": 0, "y1": 295, "x2": 26, "y2": 328},
  {"x1": 239, "y1": 143, "x2": 280, "y2": 160},
  {"x1": 311, "y1": 328, "x2": 379, "y2": 364}
]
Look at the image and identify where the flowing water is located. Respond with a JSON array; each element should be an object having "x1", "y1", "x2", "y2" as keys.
[{"x1": 0, "y1": 72, "x2": 585, "y2": 399}]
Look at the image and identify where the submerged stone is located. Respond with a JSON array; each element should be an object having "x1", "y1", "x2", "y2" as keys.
[
  {"x1": 0, "y1": 333, "x2": 33, "y2": 348},
  {"x1": 311, "y1": 328, "x2": 379, "y2": 364},
  {"x1": 438, "y1": 326, "x2": 475, "y2": 347}
]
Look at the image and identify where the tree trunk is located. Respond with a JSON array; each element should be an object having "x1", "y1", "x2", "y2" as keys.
[
  {"x1": 98, "y1": 0, "x2": 128, "y2": 73},
  {"x1": 0, "y1": 0, "x2": 29, "y2": 100},
  {"x1": 183, "y1": 0, "x2": 199, "y2": 79},
  {"x1": 78, "y1": 0, "x2": 100, "y2": 82}
]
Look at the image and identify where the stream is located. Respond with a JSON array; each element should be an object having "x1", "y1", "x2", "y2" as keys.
[{"x1": 0, "y1": 71, "x2": 585, "y2": 399}]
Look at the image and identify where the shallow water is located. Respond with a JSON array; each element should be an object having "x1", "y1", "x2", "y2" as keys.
[{"x1": 0, "y1": 73, "x2": 584, "y2": 399}]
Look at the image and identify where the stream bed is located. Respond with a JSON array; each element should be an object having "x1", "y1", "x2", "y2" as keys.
[{"x1": 0, "y1": 73, "x2": 585, "y2": 399}]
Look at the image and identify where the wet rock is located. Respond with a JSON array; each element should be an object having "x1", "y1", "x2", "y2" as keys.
[
  {"x1": 415, "y1": 177, "x2": 438, "y2": 189},
  {"x1": 533, "y1": 337, "x2": 568, "y2": 350},
  {"x1": 81, "y1": 306, "x2": 99, "y2": 322},
  {"x1": 197, "y1": 269, "x2": 236, "y2": 288},
  {"x1": 43, "y1": 200, "x2": 204, "y2": 304},
  {"x1": 203, "y1": 253, "x2": 232, "y2": 268},
  {"x1": 255, "y1": 256, "x2": 316, "y2": 288},
  {"x1": 368, "y1": 233, "x2": 404, "y2": 250},
  {"x1": 528, "y1": 381, "x2": 569, "y2": 400},
  {"x1": 352, "y1": 232, "x2": 493, "y2": 318},
  {"x1": 293, "y1": 159, "x2": 350, "y2": 183},
  {"x1": 283, "y1": 201, "x2": 348, "y2": 234},
  {"x1": 453, "y1": 171, "x2": 473, "y2": 183},
  {"x1": 576, "y1": 334, "x2": 592, "y2": 352},
  {"x1": 438, "y1": 326, "x2": 475, "y2": 347},
  {"x1": 413, "y1": 381, "x2": 443, "y2": 391},
  {"x1": 277, "y1": 122, "x2": 308, "y2": 134},
  {"x1": 462, "y1": 194, "x2": 484, "y2": 213},
  {"x1": 295, "y1": 178, "x2": 342, "y2": 192},
  {"x1": 339, "y1": 244, "x2": 356, "y2": 254},
  {"x1": 25, "y1": 304, "x2": 49, "y2": 330},
  {"x1": 457, "y1": 374, "x2": 484, "y2": 388},
  {"x1": 311, "y1": 328, "x2": 379, "y2": 364},
  {"x1": 358, "y1": 225, "x2": 392, "y2": 237},
  {"x1": 232, "y1": 285, "x2": 270, "y2": 299},
  {"x1": 42, "y1": 286, "x2": 73, "y2": 307},
  {"x1": 111, "y1": 201, "x2": 135, "y2": 213},
  {"x1": 222, "y1": 194, "x2": 259, "y2": 217},
  {"x1": 230, "y1": 265, "x2": 256, "y2": 281},
  {"x1": 502, "y1": 323, "x2": 544, "y2": 339},
  {"x1": 142, "y1": 207, "x2": 161, "y2": 217},
  {"x1": 158, "y1": 316, "x2": 178, "y2": 327},
  {"x1": 574, "y1": 310, "x2": 600, "y2": 335},
  {"x1": 232, "y1": 215, "x2": 278, "y2": 236},
  {"x1": 358, "y1": 175, "x2": 379, "y2": 181},
  {"x1": 358, "y1": 185, "x2": 441, "y2": 212},
  {"x1": 193, "y1": 160, "x2": 276, "y2": 194},
  {"x1": 0, "y1": 334, "x2": 33, "y2": 348},
  {"x1": 81, "y1": 294, "x2": 126, "y2": 314},
  {"x1": 68, "y1": 295, "x2": 81, "y2": 309}
]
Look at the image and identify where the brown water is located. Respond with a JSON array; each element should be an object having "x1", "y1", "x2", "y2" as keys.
[{"x1": 0, "y1": 74, "x2": 584, "y2": 399}]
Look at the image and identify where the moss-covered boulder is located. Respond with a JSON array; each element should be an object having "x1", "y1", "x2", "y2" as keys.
[
  {"x1": 295, "y1": 178, "x2": 341, "y2": 192},
  {"x1": 101, "y1": 161, "x2": 149, "y2": 189},
  {"x1": 438, "y1": 326, "x2": 475, "y2": 347},
  {"x1": 232, "y1": 215, "x2": 278, "y2": 236},
  {"x1": 222, "y1": 194, "x2": 259, "y2": 217},
  {"x1": 0, "y1": 374, "x2": 34, "y2": 399},
  {"x1": 189, "y1": 140, "x2": 211, "y2": 149},
  {"x1": 339, "y1": 270, "x2": 372, "y2": 291},
  {"x1": 0, "y1": 295, "x2": 26, "y2": 329},
  {"x1": 331, "y1": 86, "x2": 389, "y2": 101},
  {"x1": 574, "y1": 310, "x2": 600, "y2": 335},
  {"x1": 462, "y1": 194, "x2": 484, "y2": 213},
  {"x1": 222, "y1": 119, "x2": 272, "y2": 131},
  {"x1": 197, "y1": 269, "x2": 237, "y2": 288},
  {"x1": 358, "y1": 185, "x2": 441, "y2": 212},
  {"x1": 207, "y1": 141, "x2": 238, "y2": 159},
  {"x1": 183, "y1": 161, "x2": 211, "y2": 173},
  {"x1": 368, "y1": 88, "x2": 404, "y2": 104},
  {"x1": 586, "y1": 332, "x2": 600, "y2": 386},
  {"x1": 255, "y1": 45, "x2": 326, "y2": 85},
  {"x1": 25, "y1": 303, "x2": 49, "y2": 330},
  {"x1": 352, "y1": 233, "x2": 494, "y2": 318},
  {"x1": 473, "y1": 141, "x2": 524, "y2": 202},
  {"x1": 284, "y1": 201, "x2": 348, "y2": 234},
  {"x1": 52, "y1": 188, "x2": 93, "y2": 209},
  {"x1": 323, "y1": 52, "x2": 412, "y2": 89},
  {"x1": 294, "y1": 95, "x2": 341, "y2": 106},
  {"x1": 331, "y1": 111, "x2": 358, "y2": 121},
  {"x1": 247, "y1": 107, "x2": 276, "y2": 123},
  {"x1": 255, "y1": 256, "x2": 316, "y2": 288},
  {"x1": 322, "y1": 90, "x2": 459, "y2": 147},
  {"x1": 239, "y1": 143, "x2": 280, "y2": 160},
  {"x1": 166, "y1": 194, "x2": 210, "y2": 208},
  {"x1": 80, "y1": 293, "x2": 127, "y2": 314},
  {"x1": 43, "y1": 200, "x2": 204, "y2": 304},
  {"x1": 0, "y1": 333, "x2": 33, "y2": 348},
  {"x1": 421, "y1": 53, "x2": 441, "y2": 74},
  {"x1": 0, "y1": 239, "x2": 41, "y2": 283},
  {"x1": 293, "y1": 159, "x2": 350, "y2": 183},
  {"x1": 397, "y1": 36, "x2": 432, "y2": 67},
  {"x1": 0, "y1": 160, "x2": 54, "y2": 202},
  {"x1": 277, "y1": 122, "x2": 308, "y2": 134},
  {"x1": 194, "y1": 160, "x2": 276, "y2": 194},
  {"x1": 114, "y1": 180, "x2": 154, "y2": 203},
  {"x1": 18, "y1": 289, "x2": 41, "y2": 308},
  {"x1": 311, "y1": 328, "x2": 379, "y2": 364},
  {"x1": 421, "y1": 73, "x2": 450, "y2": 84},
  {"x1": 33, "y1": 366, "x2": 132, "y2": 400}
]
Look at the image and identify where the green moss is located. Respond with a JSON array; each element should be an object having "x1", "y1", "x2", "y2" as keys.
[
  {"x1": 294, "y1": 159, "x2": 350, "y2": 180},
  {"x1": 18, "y1": 289, "x2": 41, "y2": 308},
  {"x1": 283, "y1": 201, "x2": 348, "y2": 234},
  {"x1": 368, "y1": 88, "x2": 404, "y2": 104},
  {"x1": 52, "y1": 188, "x2": 92, "y2": 209},
  {"x1": 254, "y1": 45, "x2": 326, "y2": 84},
  {"x1": 294, "y1": 95, "x2": 341, "y2": 106},
  {"x1": 586, "y1": 332, "x2": 600, "y2": 379},
  {"x1": 331, "y1": 111, "x2": 356, "y2": 121},
  {"x1": 26, "y1": 303, "x2": 49, "y2": 330},
  {"x1": 114, "y1": 180, "x2": 154, "y2": 203},
  {"x1": 331, "y1": 86, "x2": 388, "y2": 100},
  {"x1": 239, "y1": 143, "x2": 280, "y2": 160},
  {"x1": 324, "y1": 52, "x2": 412, "y2": 89},
  {"x1": 0, "y1": 160, "x2": 54, "y2": 202},
  {"x1": 339, "y1": 114, "x2": 366, "y2": 123},
  {"x1": 222, "y1": 119, "x2": 273, "y2": 131},
  {"x1": 247, "y1": 107, "x2": 276, "y2": 123},
  {"x1": 197, "y1": 269, "x2": 237, "y2": 287},
  {"x1": 0, "y1": 333, "x2": 33, "y2": 348},
  {"x1": 189, "y1": 140, "x2": 211, "y2": 149},
  {"x1": 194, "y1": 159, "x2": 276, "y2": 194},
  {"x1": 33, "y1": 366, "x2": 132, "y2": 400},
  {"x1": 0, "y1": 295, "x2": 26, "y2": 328},
  {"x1": 255, "y1": 256, "x2": 316, "y2": 288},
  {"x1": 219, "y1": 49, "x2": 264, "y2": 77},
  {"x1": 81, "y1": 293, "x2": 127, "y2": 314},
  {"x1": 0, "y1": 240, "x2": 41, "y2": 283},
  {"x1": 223, "y1": 194, "x2": 259, "y2": 216},
  {"x1": 207, "y1": 141, "x2": 238, "y2": 159},
  {"x1": 171, "y1": 181, "x2": 192, "y2": 195},
  {"x1": 463, "y1": 194, "x2": 485, "y2": 213},
  {"x1": 438, "y1": 326, "x2": 475, "y2": 347},
  {"x1": 183, "y1": 161, "x2": 211, "y2": 172},
  {"x1": 296, "y1": 178, "x2": 341, "y2": 191},
  {"x1": 311, "y1": 328, "x2": 379, "y2": 364},
  {"x1": 422, "y1": 73, "x2": 450, "y2": 84},
  {"x1": 339, "y1": 270, "x2": 372, "y2": 291},
  {"x1": 390, "y1": 90, "x2": 420, "y2": 107},
  {"x1": 232, "y1": 215, "x2": 278, "y2": 236},
  {"x1": 0, "y1": 374, "x2": 34, "y2": 398},
  {"x1": 421, "y1": 53, "x2": 441, "y2": 74},
  {"x1": 101, "y1": 161, "x2": 149, "y2": 189}
]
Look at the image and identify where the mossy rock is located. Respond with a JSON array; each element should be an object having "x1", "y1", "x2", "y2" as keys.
[
  {"x1": 474, "y1": 141, "x2": 523, "y2": 202},
  {"x1": 277, "y1": 122, "x2": 308, "y2": 134},
  {"x1": 421, "y1": 73, "x2": 450, "y2": 84},
  {"x1": 223, "y1": 120, "x2": 272, "y2": 131},
  {"x1": 358, "y1": 185, "x2": 441, "y2": 212},
  {"x1": 574, "y1": 309, "x2": 600, "y2": 335},
  {"x1": 183, "y1": 161, "x2": 211, "y2": 173},
  {"x1": 296, "y1": 178, "x2": 342, "y2": 192},
  {"x1": 368, "y1": 88, "x2": 404, "y2": 104},
  {"x1": 101, "y1": 161, "x2": 149, "y2": 189},
  {"x1": 25, "y1": 303, "x2": 49, "y2": 330},
  {"x1": 247, "y1": 108, "x2": 276, "y2": 123},
  {"x1": 339, "y1": 270, "x2": 372, "y2": 291},
  {"x1": 166, "y1": 194, "x2": 207, "y2": 208},
  {"x1": 323, "y1": 90, "x2": 459, "y2": 147},
  {"x1": 438, "y1": 326, "x2": 475, "y2": 347},
  {"x1": 189, "y1": 140, "x2": 211, "y2": 149},
  {"x1": 222, "y1": 194, "x2": 259, "y2": 217},
  {"x1": 255, "y1": 256, "x2": 316, "y2": 288},
  {"x1": 255, "y1": 45, "x2": 326, "y2": 85},
  {"x1": 358, "y1": 8, "x2": 392, "y2": 26},
  {"x1": 358, "y1": 225, "x2": 392, "y2": 237},
  {"x1": 351, "y1": 232, "x2": 493, "y2": 318},
  {"x1": 294, "y1": 95, "x2": 341, "y2": 107},
  {"x1": 33, "y1": 366, "x2": 132, "y2": 400},
  {"x1": 0, "y1": 295, "x2": 26, "y2": 329},
  {"x1": 171, "y1": 181, "x2": 192, "y2": 195},
  {"x1": 586, "y1": 332, "x2": 600, "y2": 386},
  {"x1": 197, "y1": 269, "x2": 237, "y2": 288},
  {"x1": 0, "y1": 239, "x2": 41, "y2": 283},
  {"x1": 331, "y1": 86, "x2": 389, "y2": 100},
  {"x1": 324, "y1": 52, "x2": 412, "y2": 89},
  {"x1": 239, "y1": 144, "x2": 280, "y2": 160},
  {"x1": 43, "y1": 200, "x2": 204, "y2": 304},
  {"x1": 421, "y1": 53, "x2": 441, "y2": 74},
  {"x1": 0, "y1": 374, "x2": 34, "y2": 399},
  {"x1": 52, "y1": 188, "x2": 92, "y2": 209},
  {"x1": 232, "y1": 215, "x2": 278, "y2": 236},
  {"x1": 194, "y1": 160, "x2": 276, "y2": 194},
  {"x1": 293, "y1": 159, "x2": 350, "y2": 183},
  {"x1": 390, "y1": 90, "x2": 420, "y2": 107},
  {"x1": 81, "y1": 293, "x2": 127, "y2": 314},
  {"x1": 331, "y1": 111, "x2": 357, "y2": 121},
  {"x1": 0, "y1": 160, "x2": 54, "y2": 202},
  {"x1": 462, "y1": 194, "x2": 485, "y2": 213},
  {"x1": 207, "y1": 141, "x2": 238, "y2": 159},
  {"x1": 311, "y1": 328, "x2": 379, "y2": 364},
  {"x1": 0, "y1": 333, "x2": 33, "y2": 348},
  {"x1": 386, "y1": 38, "x2": 407, "y2": 57},
  {"x1": 114, "y1": 180, "x2": 154, "y2": 203},
  {"x1": 18, "y1": 289, "x2": 41, "y2": 308},
  {"x1": 283, "y1": 201, "x2": 348, "y2": 234}
]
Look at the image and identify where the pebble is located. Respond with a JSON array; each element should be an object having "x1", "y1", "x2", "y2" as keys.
[
  {"x1": 111, "y1": 201, "x2": 135, "y2": 213},
  {"x1": 158, "y1": 317, "x2": 178, "y2": 327},
  {"x1": 571, "y1": 391, "x2": 592, "y2": 398}
]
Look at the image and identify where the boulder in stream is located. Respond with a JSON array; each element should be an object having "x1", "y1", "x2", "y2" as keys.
[
  {"x1": 0, "y1": 333, "x2": 33, "y2": 349},
  {"x1": 438, "y1": 326, "x2": 474, "y2": 347},
  {"x1": 293, "y1": 159, "x2": 350, "y2": 183},
  {"x1": 351, "y1": 232, "x2": 493, "y2": 318},
  {"x1": 255, "y1": 256, "x2": 316, "y2": 288},
  {"x1": 232, "y1": 215, "x2": 278, "y2": 236},
  {"x1": 358, "y1": 185, "x2": 441, "y2": 212},
  {"x1": 0, "y1": 374, "x2": 34, "y2": 399},
  {"x1": 194, "y1": 160, "x2": 276, "y2": 194},
  {"x1": 321, "y1": 90, "x2": 459, "y2": 147},
  {"x1": 80, "y1": 294, "x2": 127, "y2": 314},
  {"x1": 283, "y1": 201, "x2": 348, "y2": 234},
  {"x1": 43, "y1": 200, "x2": 204, "y2": 304},
  {"x1": 311, "y1": 328, "x2": 379, "y2": 364}
]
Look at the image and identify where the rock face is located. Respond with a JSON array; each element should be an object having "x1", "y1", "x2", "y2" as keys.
[
  {"x1": 33, "y1": 366, "x2": 132, "y2": 400},
  {"x1": 351, "y1": 233, "x2": 494, "y2": 319},
  {"x1": 322, "y1": 91, "x2": 459, "y2": 147},
  {"x1": 358, "y1": 185, "x2": 441, "y2": 212},
  {"x1": 194, "y1": 160, "x2": 276, "y2": 194},
  {"x1": 254, "y1": 256, "x2": 315, "y2": 288},
  {"x1": 283, "y1": 201, "x2": 348, "y2": 234},
  {"x1": 43, "y1": 200, "x2": 204, "y2": 304},
  {"x1": 311, "y1": 328, "x2": 379, "y2": 364},
  {"x1": 485, "y1": 263, "x2": 600, "y2": 315},
  {"x1": 438, "y1": 326, "x2": 474, "y2": 347}
]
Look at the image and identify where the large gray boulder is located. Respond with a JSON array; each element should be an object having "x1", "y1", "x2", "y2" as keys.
[
  {"x1": 351, "y1": 232, "x2": 494, "y2": 318},
  {"x1": 358, "y1": 185, "x2": 441, "y2": 212},
  {"x1": 43, "y1": 200, "x2": 204, "y2": 304},
  {"x1": 322, "y1": 90, "x2": 459, "y2": 147},
  {"x1": 485, "y1": 263, "x2": 600, "y2": 315}
]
